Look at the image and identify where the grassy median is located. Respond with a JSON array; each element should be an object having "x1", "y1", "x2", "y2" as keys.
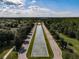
[
  {"x1": 26, "y1": 26, "x2": 36, "y2": 59},
  {"x1": 43, "y1": 26, "x2": 53, "y2": 59}
]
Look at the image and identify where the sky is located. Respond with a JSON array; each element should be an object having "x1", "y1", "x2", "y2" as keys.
[{"x1": 0, "y1": 0, "x2": 79, "y2": 17}]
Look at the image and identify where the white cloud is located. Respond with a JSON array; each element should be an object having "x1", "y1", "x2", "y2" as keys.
[
  {"x1": 0, "y1": 0, "x2": 78, "y2": 17},
  {"x1": 4, "y1": 0, "x2": 23, "y2": 5},
  {"x1": 0, "y1": 5, "x2": 74, "y2": 17},
  {"x1": 0, "y1": 0, "x2": 24, "y2": 9},
  {"x1": 24, "y1": 5, "x2": 72, "y2": 17},
  {"x1": 0, "y1": 0, "x2": 24, "y2": 17},
  {"x1": 30, "y1": 0, "x2": 36, "y2": 4}
]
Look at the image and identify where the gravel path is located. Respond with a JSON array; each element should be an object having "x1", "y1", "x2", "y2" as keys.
[
  {"x1": 31, "y1": 25, "x2": 49, "y2": 57},
  {"x1": 18, "y1": 25, "x2": 36, "y2": 59},
  {"x1": 42, "y1": 23, "x2": 62, "y2": 59}
]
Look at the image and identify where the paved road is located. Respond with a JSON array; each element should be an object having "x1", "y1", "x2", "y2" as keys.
[
  {"x1": 18, "y1": 25, "x2": 36, "y2": 59},
  {"x1": 31, "y1": 25, "x2": 49, "y2": 57},
  {"x1": 42, "y1": 23, "x2": 62, "y2": 59}
]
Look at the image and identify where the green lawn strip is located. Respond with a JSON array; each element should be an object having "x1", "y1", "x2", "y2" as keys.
[
  {"x1": 6, "y1": 50, "x2": 18, "y2": 59},
  {"x1": 27, "y1": 57, "x2": 51, "y2": 59},
  {"x1": 0, "y1": 49, "x2": 10, "y2": 59},
  {"x1": 43, "y1": 27, "x2": 53, "y2": 59},
  {"x1": 26, "y1": 26, "x2": 36, "y2": 59}
]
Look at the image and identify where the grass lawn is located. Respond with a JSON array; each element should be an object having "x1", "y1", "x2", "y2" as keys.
[
  {"x1": 0, "y1": 49, "x2": 10, "y2": 59},
  {"x1": 6, "y1": 50, "x2": 18, "y2": 59},
  {"x1": 58, "y1": 33, "x2": 79, "y2": 59},
  {"x1": 62, "y1": 49, "x2": 79, "y2": 59},
  {"x1": 43, "y1": 27, "x2": 53, "y2": 59},
  {"x1": 59, "y1": 33, "x2": 79, "y2": 55}
]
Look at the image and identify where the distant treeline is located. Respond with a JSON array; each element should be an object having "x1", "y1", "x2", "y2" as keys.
[{"x1": 0, "y1": 17, "x2": 79, "y2": 20}]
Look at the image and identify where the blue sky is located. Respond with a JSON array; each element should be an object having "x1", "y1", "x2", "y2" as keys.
[
  {"x1": 29, "y1": 0, "x2": 79, "y2": 11},
  {"x1": 0, "y1": 0, "x2": 79, "y2": 17}
]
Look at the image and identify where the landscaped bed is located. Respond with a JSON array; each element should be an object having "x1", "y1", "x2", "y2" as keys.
[{"x1": 26, "y1": 24, "x2": 53, "y2": 59}]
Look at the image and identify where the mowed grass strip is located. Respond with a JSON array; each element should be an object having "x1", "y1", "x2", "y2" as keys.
[
  {"x1": 42, "y1": 26, "x2": 53, "y2": 59},
  {"x1": 26, "y1": 26, "x2": 37, "y2": 59}
]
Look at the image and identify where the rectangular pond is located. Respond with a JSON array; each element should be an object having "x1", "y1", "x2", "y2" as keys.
[{"x1": 31, "y1": 25, "x2": 49, "y2": 57}]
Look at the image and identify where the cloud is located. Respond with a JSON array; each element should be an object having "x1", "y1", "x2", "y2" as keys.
[
  {"x1": 24, "y1": 5, "x2": 72, "y2": 17},
  {"x1": 0, "y1": 0, "x2": 25, "y2": 17},
  {"x1": 30, "y1": 0, "x2": 37, "y2": 4},
  {"x1": 0, "y1": 5, "x2": 74, "y2": 17},
  {"x1": 4, "y1": 0, "x2": 23, "y2": 5},
  {"x1": 0, "y1": 0, "x2": 3, "y2": 2},
  {"x1": 0, "y1": 0, "x2": 78, "y2": 17},
  {"x1": 0, "y1": 0, "x2": 25, "y2": 13},
  {"x1": 0, "y1": 0, "x2": 24, "y2": 9}
]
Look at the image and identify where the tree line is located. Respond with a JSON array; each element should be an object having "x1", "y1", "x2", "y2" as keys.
[
  {"x1": 44, "y1": 18, "x2": 79, "y2": 40},
  {"x1": 0, "y1": 19, "x2": 34, "y2": 51},
  {"x1": 44, "y1": 18, "x2": 79, "y2": 59}
]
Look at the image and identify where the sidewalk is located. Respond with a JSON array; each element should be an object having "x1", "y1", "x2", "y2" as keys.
[
  {"x1": 42, "y1": 23, "x2": 62, "y2": 59},
  {"x1": 18, "y1": 25, "x2": 36, "y2": 59}
]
